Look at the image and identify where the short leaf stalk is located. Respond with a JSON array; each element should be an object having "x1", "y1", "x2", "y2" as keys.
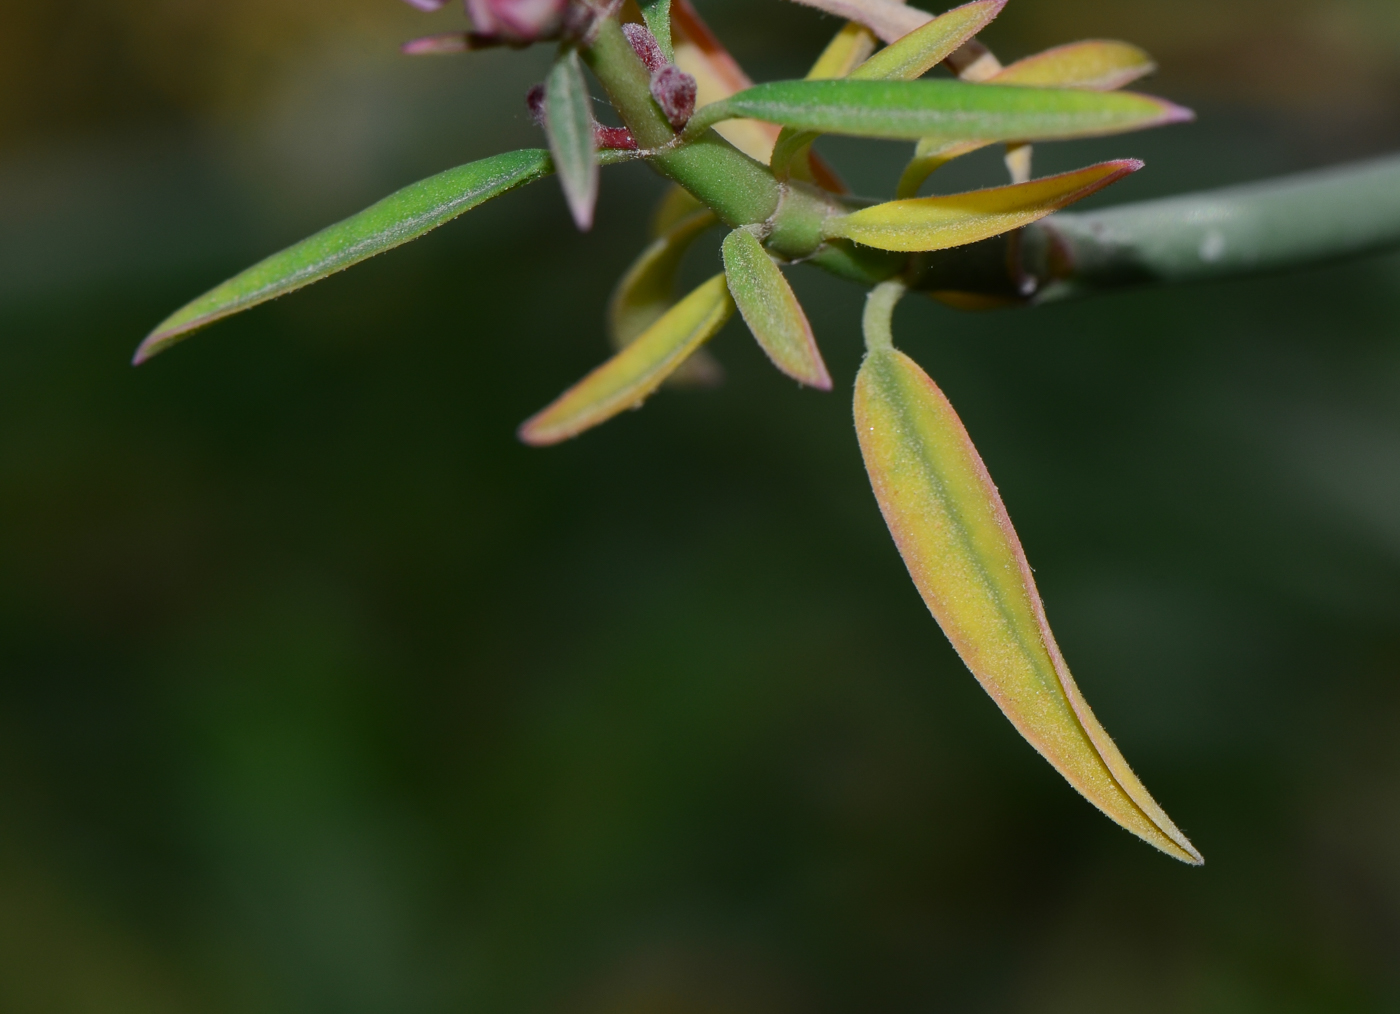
[{"x1": 132, "y1": 0, "x2": 1400, "y2": 863}]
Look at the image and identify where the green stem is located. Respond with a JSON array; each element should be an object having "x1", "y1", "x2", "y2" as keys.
[
  {"x1": 907, "y1": 153, "x2": 1400, "y2": 303},
  {"x1": 582, "y1": 18, "x2": 786, "y2": 229}
]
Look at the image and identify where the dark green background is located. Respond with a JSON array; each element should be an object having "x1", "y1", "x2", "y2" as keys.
[{"x1": 2, "y1": 1, "x2": 1399, "y2": 1010}]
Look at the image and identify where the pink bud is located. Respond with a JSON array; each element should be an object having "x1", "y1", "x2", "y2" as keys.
[
  {"x1": 649, "y1": 64, "x2": 696, "y2": 129},
  {"x1": 466, "y1": 0, "x2": 569, "y2": 43}
]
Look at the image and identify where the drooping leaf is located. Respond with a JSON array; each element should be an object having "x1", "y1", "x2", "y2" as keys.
[
  {"x1": 687, "y1": 78, "x2": 1192, "y2": 144},
  {"x1": 133, "y1": 148, "x2": 554, "y2": 364},
  {"x1": 854, "y1": 281, "x2": 1202, "y2": 864},
  {"x1": 545, "y1": 47, "x2": 599, "y2": 231},
  {"x1": 639, "y1": 0, "x2": 674, "y2": 61},
  {"x1": 771, "y1": 0, "x2": 1004, "y2": 179},
  {"x1": 721, "y1": 229, "x2": 831, "y2": 389},
  {"x1": 805, "y1": 21, "x2": 878, "y2": 80},
  {"x1": 609, "y1": 208, "x2": 718, "y2": 347},
  {"x1": 519, "y1": 274, "x2": 735, "y2": 446},
  {"x1": 825, "y1": 159, "x2": 1142, "y2": 251},
  {"x1": 896, "y1": 40, "x2": 1157, "y2": 197},
  {"x1": 784, "y1": 0, "x2": 931, "y2": 44},
  {"x1": 995, "y1": 40, "x2": 1156, "y2": 91}
]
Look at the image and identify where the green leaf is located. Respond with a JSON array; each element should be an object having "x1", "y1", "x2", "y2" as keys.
[
  {"x1": 721, "y1": 229, "x2": 830, "y2": 389},
  {"x1": 688, "y1": 78, "x2": 1192, "y2": 143},
  {"x1": 545, "y1": 47, "x2": 599, "y2": 231},
  {"x1": 639, "y1": 0, "x2": 674, "y2": 61},
  {"x1": 771, "y1": 0, "x2": 1003, "y2": 178},
  {"x1": 519, "y1": 274, "x2": 735, "y2": 446},
  {"x1": 608, "y1": 208, "x2": 718, "y2": 348},
  {"x1": 133, "y1": 148, "x2": 554, "y2": 364},
  {"x1": 826, "y1": 159, "x2": 1142, "y2": 252},
  {"x1": 854, "y1": 281, "x2": 1202, "y2": 865}
]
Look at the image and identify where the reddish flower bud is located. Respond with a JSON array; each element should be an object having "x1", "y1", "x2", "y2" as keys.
[
  {"x1": 525, "y1": 84, "x2": 548, "y2": 127},
  {"x1": 649, "y1": 64, "x2": 697, "y2": 129},
  {"x1": 622, "y1": 22, "x2": 667, "y2": 73}
]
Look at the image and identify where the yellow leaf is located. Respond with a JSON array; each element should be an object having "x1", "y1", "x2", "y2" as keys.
[
  {"x1": 995, "y1": 40, "x2": 1156, "y2": 92},
  {"x1": 806, "y1": 21, "x2": 878, "y2": 80},
  {"x1": 827, "y1": 159, "x2": 1141, "y2": 252},
  {"x1": 854, "y1": 282, "x2": 1202, "y2": 863},
  {"x1": 519, "y1": 274, "x2": 734, "y2": 446}
]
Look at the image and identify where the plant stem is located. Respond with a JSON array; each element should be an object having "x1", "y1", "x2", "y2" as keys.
[
  {"x1": 907, "y1": 153, "x2": 1400, "y2": 303},
  {"x1": 583, "y1": 18, "x2": 786, "y2": 228}
]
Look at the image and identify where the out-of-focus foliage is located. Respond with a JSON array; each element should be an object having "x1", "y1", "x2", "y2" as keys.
[{"x1": 2, "y1": 0, "x2": 1400, "y2": 1011}]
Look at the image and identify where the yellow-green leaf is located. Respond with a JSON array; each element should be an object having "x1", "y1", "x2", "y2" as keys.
[
  {"x1": 854, "y1": 282, "x2": 1201, "y2": 864},
  {"x1": 608, "y1": 208, "x2": 718, "y2": 348},
  {"x1": 721, "y1": 229, "x2": 831, "y2": 389},
  {"x1": 826, "y1": 159, "x2": 1141, "y2": 252},
  {"x1": 995, "y1": 40, "x2": 1156, "y2": 91},
  {"x1": 519, "y1": 274, "x2": 734, "y2": 446},
  {"x1": 649, "y1": 184, "x2": 708, "y2": 238}
]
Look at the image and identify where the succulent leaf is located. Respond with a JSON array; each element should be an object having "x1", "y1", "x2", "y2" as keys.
[
  {"x1": 825, "y1": 159, "x2": 1143, "y2": 252},
  {"x1": 545, "y1": 47, "x2": 600, "y2": 231},
  {"x1": 854, "y1": 282, "x2": 1202, "y2": 864},
  {"x1": 519, "y1": 274, "x2": 734, "y2": 445},
  {"x1": 608, "y1": 209, "x2": 718, "y2": 347},
  {"x1": 133, "y1": 148, "x2": 555, "y2": 364},
  {"x1": 721, "y1": 229, "x2": 831, "y2": 389},
  {"x1": 687, "y1": 78, "x2": 1192, "y2": 144}
]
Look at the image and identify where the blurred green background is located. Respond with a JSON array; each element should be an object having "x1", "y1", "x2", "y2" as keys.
[{"x1": 2, "y1": 1, "x2": 1400, "y2": 1010}]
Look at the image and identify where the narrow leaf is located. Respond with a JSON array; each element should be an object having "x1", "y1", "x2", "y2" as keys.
[
  {"x1": 721, "y1": 229, "x2": 831, "y2": 389},
  {"x1": 826, "y1": 159, "x2": 1142, "y2": 251},
  {"x1": 688, "y1": 78, "x2": 1192, "y2": 143},
  {"x1": 850, "y1": 0, "x2": 1005, "y2": 82},
  {"x1": 545, "y1": 48, "x2": 598, "y2": 231},
  {"x1": 608, "y1": 208, "x2": 718, "y2": 347},
  {"x1": 639, "y1": 0, "x2": 674, "y2": 61},
  {"x1": 519, "y1": 274, "x2": 734, "y2": 446},
  {"x1": 995, "y1": 40, "x2": 1156, "y2": 91},
  {"x1": 854, "y1": 291, "x2": 1202, "y2": 863},
  {"x1": 134, "y1": 149, "x2": 553, "y2": 364},
  {"x1": 784, "y1": 0, "x2": 931, "y2": 44},
  {"x1": 806, "y1": 21, "x2": 878, "y2": 80}
]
